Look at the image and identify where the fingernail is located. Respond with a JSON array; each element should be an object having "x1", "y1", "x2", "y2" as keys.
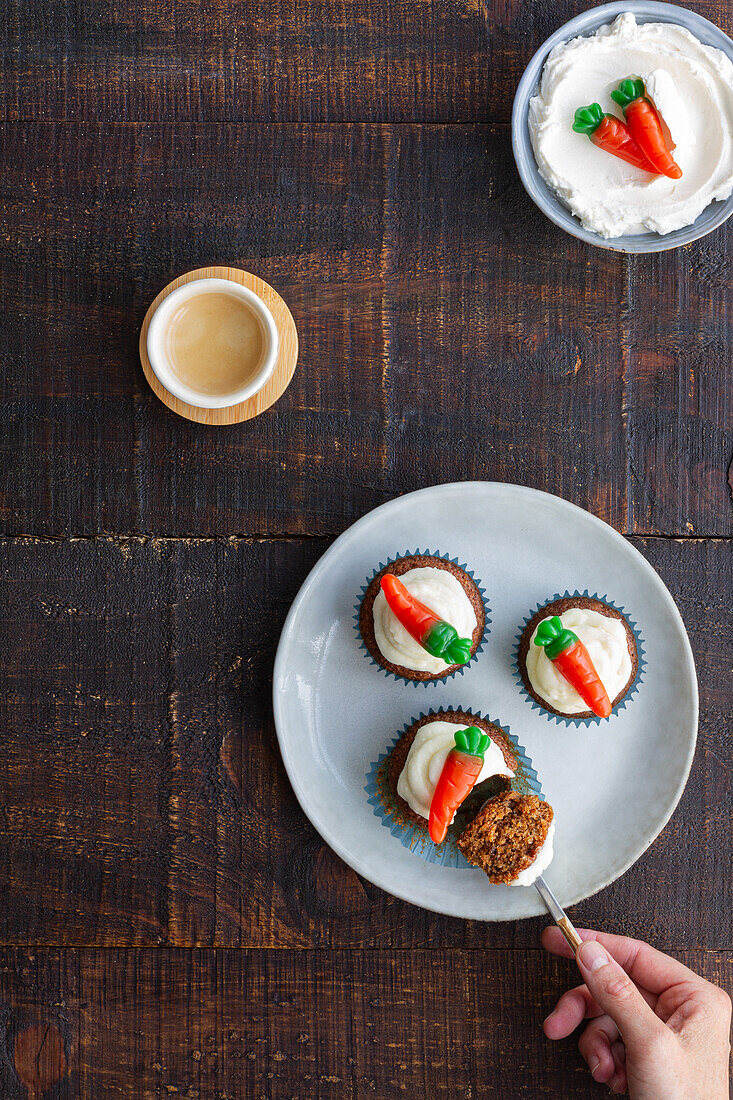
[
  {"x1": 589, "y1": 1056, "x2": 600, "y2": 1078},
  {"x1": 578, "y1": 940, "x2": 609, "y2": 972}
]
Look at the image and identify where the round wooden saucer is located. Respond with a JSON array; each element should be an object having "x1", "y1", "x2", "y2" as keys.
[{"x1": 139, "y1": 266, "x2": 298, "y2": 424}]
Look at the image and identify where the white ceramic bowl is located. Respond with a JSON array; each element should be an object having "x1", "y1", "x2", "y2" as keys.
[
  {"x1": 512, "y1": 0, "x2": 733, "y2": 253},
  {"x1": 146, "y1": 277, "x2": 279, "y2": 409}
]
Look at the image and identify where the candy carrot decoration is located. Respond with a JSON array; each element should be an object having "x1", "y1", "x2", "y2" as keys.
[
  {"x1": 572, "y1": 103, "x2": 657, "y2": 173},
  {"x1": 611, "y1": 79, "x2": 682, "y2": 179},
  {"x1": 429, "y1": 727, "x2": 490, "y2": 844},
  {"x1": 380, "y1": 573, "x2": 472, "y2": 666},
  {"x1": 534, "y1": 616, "x2": 612, "y2": 718}
]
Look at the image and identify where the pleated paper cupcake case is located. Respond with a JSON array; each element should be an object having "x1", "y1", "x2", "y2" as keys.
[
  {"x1": 364, "y1": 707, "x2": 543, "y2": 869},
  {"x1": 514, "y1": 590, "x2": 646, "y2": 727},
  {"x1": 354, "y1": 549, "x2": 490, "y2": 686}
]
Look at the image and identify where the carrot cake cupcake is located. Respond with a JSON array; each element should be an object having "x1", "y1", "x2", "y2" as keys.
[
  {"x1": 518, "y1": 595, "x2": 638, "y2": 719},
  {"x1": 359, "y1": 554, "x2": 485, "y2": 682},
  {"x1": 457, "y1": 791, "x2": 555, "y2": 886},
  {"x1": 388, "y1": 709, "x2": 516, "y2": 834}
]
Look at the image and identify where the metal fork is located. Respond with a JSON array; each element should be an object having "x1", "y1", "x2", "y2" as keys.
[
  {"x1": 474, "y1": 788, "x2": 582, "y2": 951},
  {"x1": 534, "y1": 875, "x2": 583, "y2": 953}
]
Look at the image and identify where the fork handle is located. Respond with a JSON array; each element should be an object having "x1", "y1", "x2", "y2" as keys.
[
  {"x1": 534, "y1": 874, "x2": 584, "y2": 955},
  {"x1": 557, "y1": 914, "x2": 583, "y2": 953}
]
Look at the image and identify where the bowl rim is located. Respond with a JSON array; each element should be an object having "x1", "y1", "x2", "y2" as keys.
[{"x1": 511, "y1": 0, "x2": 733, "y2": 252}]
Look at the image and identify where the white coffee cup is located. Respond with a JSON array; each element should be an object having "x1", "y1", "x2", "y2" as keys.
[{"x1": 146, "y1": 277, "x2": 280, "y2": 409}]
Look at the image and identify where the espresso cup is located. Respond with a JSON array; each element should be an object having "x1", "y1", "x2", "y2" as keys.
[{"x1": 146, "y1": 277, "x2": 280, "y2": 409}]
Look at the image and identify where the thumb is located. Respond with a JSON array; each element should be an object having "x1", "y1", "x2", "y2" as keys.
[{"x1": 576, "y1": 940, "x2": 665, "y2": 1050}]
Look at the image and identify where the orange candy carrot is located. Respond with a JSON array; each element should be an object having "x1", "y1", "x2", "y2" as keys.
[
  {"x1": 380, "y1": 573, "x2": 473, "y2": 666},
  {"x1": 534, "y1": 616, "x2": 612, "y2": 718},
  {"x1": 572, "y1": 103, "x2": 657, "y2": 174},
  {"x1": 611, "y1": 79, "x2": 682, "y2": 180},
  {"x1": 428, "y1": 727, "x2": 490, "y2": 845}
]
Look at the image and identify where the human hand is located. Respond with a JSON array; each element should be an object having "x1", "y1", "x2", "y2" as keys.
[{"x1": 542, "y1": 926, "x2": 732, "y2": 1097}]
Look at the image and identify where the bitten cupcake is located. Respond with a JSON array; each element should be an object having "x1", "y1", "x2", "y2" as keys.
[
  {"x1": 359, "y1": 554, "x2": 486, "y2": 682},
  {"x1": 457, "y1": 791, "x2": 555, "y2": 886},
  {"x1": 388, "y1": 709, "x2": 516, "y2": 834},
  {"x1": 518, "y1": 595, "x2": 638, "y2": 720}
]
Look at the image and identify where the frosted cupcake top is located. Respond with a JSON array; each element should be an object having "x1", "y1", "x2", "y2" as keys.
[
  {"x1": 396, "y1": 720, "x2": 514, "y2": 821},
  {"x1": 526, "y1": 607, "x2": 631, "y2": 715},
  {"x1": 373, "y1": 567, "x2": 477, "y2": 674}
]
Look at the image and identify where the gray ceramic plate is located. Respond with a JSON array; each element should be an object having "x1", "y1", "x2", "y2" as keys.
[
  {"x1": 273, "y1": 483, "x2": 698, "y2": 919},
  {"x1": 512, "y1": 0, "x2": 733, "y2": 252}
]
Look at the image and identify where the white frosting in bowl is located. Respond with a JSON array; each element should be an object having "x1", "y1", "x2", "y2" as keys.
[
  {"x1": 528, "y1": 13, "x2": 733, "y2": 237},
  {"x1": 396, "y1": 720, "x2": 515, "y2": 822},
  {"x1": 526, "y1": 607, "x2": 632, "y2": 715},
  {"x1": 510, "y1": 821, "x2": 555, "y2": 887},
  {"x1": 373, "y1": 566, "x2": 478, "y2": 674}
]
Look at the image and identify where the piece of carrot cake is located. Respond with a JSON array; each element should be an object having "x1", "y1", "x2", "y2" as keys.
[{"x1": 457, "y1": 791, "x2": 554, "y2": 886}]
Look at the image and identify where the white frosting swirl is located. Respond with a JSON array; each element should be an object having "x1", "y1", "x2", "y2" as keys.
[
  {"x1": 396, "y1": 720, "x2": 514, "y2": 821},
  {"x1": 510, "y1": 821, "x2": 555, "y2": 887},
  {"x1": 526, "y1": 607, "x2": 632, "y2": 715},
  {"x1": 373, "y1": 566, "x2": 478, "y2": 674}
]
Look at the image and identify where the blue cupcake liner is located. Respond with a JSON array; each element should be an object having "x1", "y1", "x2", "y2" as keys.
[
  {"x1": 365, "y1": 706, "x2": 543, "y2": 869},
  {"x1": 514, "y1": 590, "x2": 646, "y2": 727},
  {"x1": 354, "y1": 549, "x2": 490, "y2": 687}
]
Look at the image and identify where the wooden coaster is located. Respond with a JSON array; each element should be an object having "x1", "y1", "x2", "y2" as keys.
[{"x1": 139, "y1": 266, "x2": 298, "y2": 424}]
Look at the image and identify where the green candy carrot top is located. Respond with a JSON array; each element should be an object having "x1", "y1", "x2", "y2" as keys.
[
  {"x1": 534, "y1": 616, "x2": 612, "y2": 718},
  {"x1": 428, "y1": 727, "x2": 490, "y2": 844},
  {"x1": 380, "y1": 573, "x2": 473, "y2": 666}
]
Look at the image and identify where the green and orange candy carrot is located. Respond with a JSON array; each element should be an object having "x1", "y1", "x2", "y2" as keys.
[
  {"x1": 380, "y1": 573, "x2": 473, "y2": 666},
  {"x1": 428, "y1": 726, "x2": 491, "y2": 844},
  {"x1": 611, "y1": 78, "x2": 682, "y2": 179},
  {"x1": 572, "y1": 103, "x2": 657, "y2": 173},
  {"x1": 534, "y1": 616, "x2": 612, "y2": 718}
]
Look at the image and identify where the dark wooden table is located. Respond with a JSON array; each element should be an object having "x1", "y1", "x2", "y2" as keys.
[{"x1": 1, "y1": 0, "x2": 731, "y2": 1095}]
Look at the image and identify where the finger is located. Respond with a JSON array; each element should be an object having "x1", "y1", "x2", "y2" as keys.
[
  {"x1": 608, "y1": 1040, "x2": 628, "y2": 1094},
  {"x1": 543, "y1": 984, "x2": 604, "y2": 1039},
  {"x1": 578, "y1": 1015, "x2": 620, "y2": 1083},
  {"x1": 542, "y1": 926, "x2": 702, "y2": 995},
  {"x1": 544, "y1": 980, "x2": 656, "y2": 1039},
  {"x1": 575, "y1": 940, "x2": 668, "y2": 1051},
  {"x1": 608, "y1": 1071, "x2": 628, "y2": 1094},
  {"x1": 611, "y1": 1039, "x2": 626, "y2": 1065}
]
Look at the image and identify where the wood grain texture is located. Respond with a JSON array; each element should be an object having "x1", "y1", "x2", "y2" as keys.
[
  {"x1": 1, "y1": 0, "x2": 731, "y2": 124},
  {"x1": 0, "y1": 534, "x2": 729, "y2": 949},
  {"x1": 2, "y1": 120, "x2": 731, "y2": 537},
  {"x1": 0, "y1": 946, "x2": 728, "y2": 1099},
  {"x1": 2, "y1": 0, "x2": 732, "y2": 1091},
  {"x1": 1, "y1": 121, "x2": 633, "y2": 538},
  {"x1": 624, "y1": 249, "x2": 733, "y2": 536}
]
